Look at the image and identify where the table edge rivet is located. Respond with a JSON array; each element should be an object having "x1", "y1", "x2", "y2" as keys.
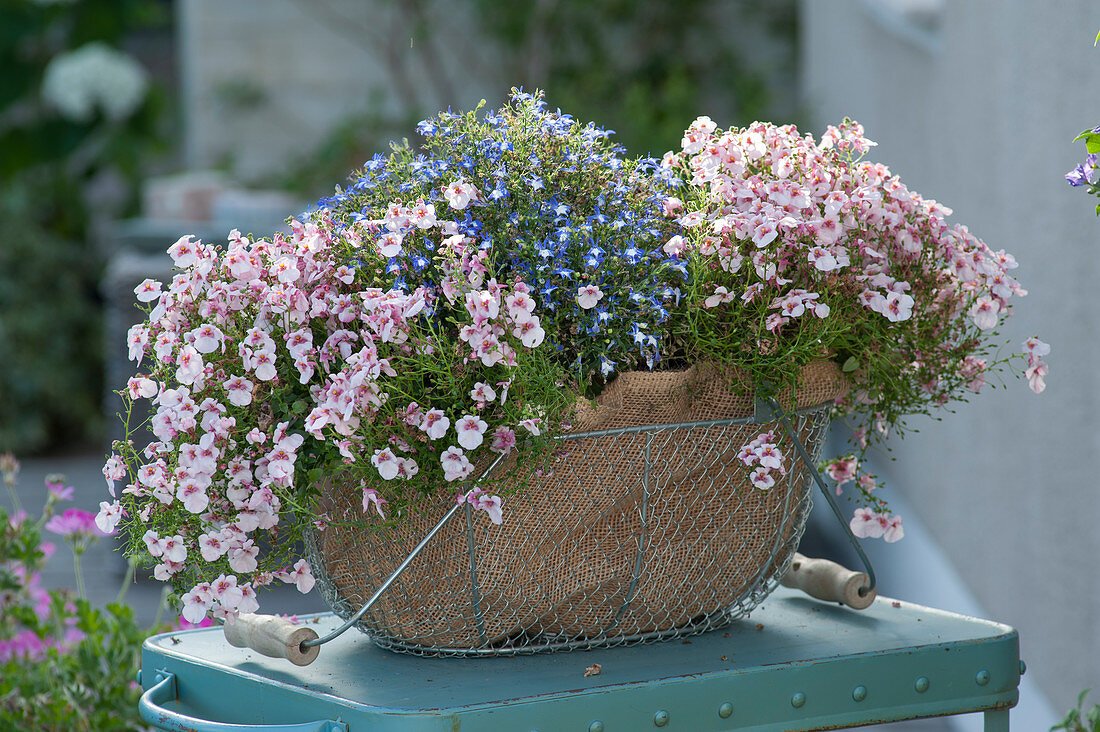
[
  {"x1": 588, "y1": 722, "x2": 604, "y2": 732},
  {"x1": 791, "y1": 691, "x2": 806, "y2": 708},
  {"x1": 976, "y1": 669, "x2": 990, "y2": 686},
  {"x1": 915, "y1": 676, "x2": 930, "y2": 693},
  {"x1": 718, "y1": 701, "x2": 734, "y2": 718},
  {"x1": 853, "y1": 685, "x2": 867, "y2": 702},
  {"x1": 654, "y1": 710, "x2": 669, "y2": 727}
]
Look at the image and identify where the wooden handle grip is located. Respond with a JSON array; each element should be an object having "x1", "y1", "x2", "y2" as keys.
[
  {"x1": 781, "y1": 552, "x2": 876, "y2": 610},
  {"x1": 223, "y1": 613, "x2": 321, "y2": 666}
]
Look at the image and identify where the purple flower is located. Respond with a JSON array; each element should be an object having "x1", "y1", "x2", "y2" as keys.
[
  {"x1": 46, "y1": 478, "x2": 74, "y2": 501},
  {"x1": 44, "y1": 508, "x2": 105, "y2": 538},
  {"x1": 1066, "y1": 163, "x2": 1088, "y2": 187}
]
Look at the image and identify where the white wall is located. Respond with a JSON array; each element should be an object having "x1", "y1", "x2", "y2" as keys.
[{"x1": 803, "y1": 0, "x2": 1100, "y2": 720}]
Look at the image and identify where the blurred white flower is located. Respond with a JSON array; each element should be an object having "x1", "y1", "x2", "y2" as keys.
[{"x1": 41, "y1": 42, "x2": 149, "y2": 122}]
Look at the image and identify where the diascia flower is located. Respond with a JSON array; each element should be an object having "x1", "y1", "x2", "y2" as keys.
[{"x1": 669, "y1": 116, "x2": 1046, "y2": 536}]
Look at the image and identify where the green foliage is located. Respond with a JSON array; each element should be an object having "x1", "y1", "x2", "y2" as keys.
[
  {"x1": 1053, "y1": 689, "x2": 1100, "y2": 732},
  {"x1": 0, "y1": 502, "x2": 150, "y2": 730},
  {"x1": 282, "y1": 0, "x2": 798, "y2": 199},
  {"x1": 0, "y1": 209, "x2": 103, "y2": 453},
  {"x1": 0, "y1": 0, "x2": 169, "y2": 452},
  {"x1": 471, "y1": 0, "x2": 798, "y2": 157}
]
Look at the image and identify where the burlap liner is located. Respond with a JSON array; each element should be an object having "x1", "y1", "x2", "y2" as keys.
[{"x1": 310, "y1": 360, "x2": 848, "y2": 650}]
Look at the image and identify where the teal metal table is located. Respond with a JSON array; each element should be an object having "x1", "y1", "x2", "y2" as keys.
[{"x1": 138, "y1": 586, "x2": 1020, "y2": 731}]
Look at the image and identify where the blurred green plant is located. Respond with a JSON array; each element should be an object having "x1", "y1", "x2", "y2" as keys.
[
  {"x1": 0, "y1": 0, "x2": 170, "y2": 453},
  {"x1": 1053, "y1": 689, "x2": 1100, "y2": 732},
  {"x1": 0, "y1": 452, "x2": 167, "y2": 730},
  {"x1": 281, "y1": 0, "x2": 797, "y2": 198},
  {"x1": 472, "y1": 0, "x2": 798, "y2": 156}
]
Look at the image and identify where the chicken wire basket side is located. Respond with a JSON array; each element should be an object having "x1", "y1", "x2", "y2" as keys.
[{"x1": 303, "y1": 400, "x2": 833, "y2": 658}]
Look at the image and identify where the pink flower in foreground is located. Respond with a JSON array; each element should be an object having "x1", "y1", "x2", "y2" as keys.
[{"x1": 45, "y1": 509, "x2": 104, "y2": 538}]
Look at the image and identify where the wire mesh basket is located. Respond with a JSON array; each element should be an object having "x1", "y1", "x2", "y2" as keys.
[{"x1": 304, "y1": 384, "x2": 837, "y2": 657}]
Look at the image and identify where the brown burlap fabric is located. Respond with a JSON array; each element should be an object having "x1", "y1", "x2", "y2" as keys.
[{"x1": 309, "y1": 360, "x2": 847, "y2": 651}]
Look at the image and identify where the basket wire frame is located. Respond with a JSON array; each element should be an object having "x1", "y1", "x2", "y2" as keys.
[{"x1": 304, "y1": 401, "x2": 833, "y2": 657}]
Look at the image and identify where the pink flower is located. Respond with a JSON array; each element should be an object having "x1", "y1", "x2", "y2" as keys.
[
  {"x1": 175, "y1": 345, "x2": 205, "y2": 386},
  {"x1": 181, "y1": 585, "x2": 212, "y2": 624},
  {"x1": 134, "y1": 278, "x2": 163, "y2": 303},
  {"x1": 576, "y1": 284, "x2": 604, "y2": 310},
  {"x1": 45, "y1": 508, "x2": 104, "y2": 538},
  {"x1": 1025, "y1": 359, "x2": 1048, "y2": 394},
  {"x1": 278, "y1": 559, "x2": 315, "y2": 594},
  {"x1": 377, "y1": 232, "x2": 403, "y2": 258},
  {"x1": 749, "y1": 467, "x2": 775, "y2": 490},
  {"x1": 228, "y1": 540, "x2": 259, "y2": 573},
  {"x1": 1023, "y1": 337, "x2": 1050, "y2": 358},
  {"x1": 160, "y1": 534, "x2": 187, "y2": 563},
  {"x1": 361, "y1": 486, "x2": 388, "y2": 518},
  {"x1": 883, "y1": 514, "x2": 904, "y2": 543},
  {"x1": 470, "y1": 382, "x2": 497, "y2": 404},
  {"x1": 198, "y1": 532, "x2": 227, "y2": 562},
  {"x1": 662, "y1": 235, "x2": 688, "y2": 257},
  {"x1": 191, "y1": 324, "x2": 225, "y2": 354},
  {"x1": 127, "y1": 376, "x2": 158, "y2": 400},
  {"x1": 212, "y1": 573, "x2": 244, "y2": 612},
  {"x1": 444, "y1": 180, "x2": 477, "y2": 210},
  {"x1": 441, "y1": 446, "x2": 473, "y2": 482},
  {"x1": 177, "y1": 480, "x2": 210, "y2": 514},
  {"x1": 490, "y1": 426, "x2": 516, "y2": 454},
  {"x1": 512, "y1": 315, "x2": 545, "y2": 348},
  {"x1": 825, "y1": 457, "x2": 858, "y2": 488},
  {"x1": 969, "y1": 297, "x2": 999, "y2": 330},
  {"x1": 223, "y1": 375, "x2": 254, "y2": 407},
  {"x1": 370, "y1": 448, "x2": 400, "y2": 480},
  {"x1": 704, "y1": 286, "x2": 735, "y2": 309},
  {"x1": 518, "y1": 418, "x2": 541, "y2": 436},
  {"x1": 420, "y1": 409, "x2": 450, "y2": 440},
  {"x1": 168, "y1": 235, "x2": 199, "y2": 268},
  {"x1": 94, "y1": 501, "x2": 124, "y2": 534},
  {"x1": 850, "y1": 508, "x2": 884, "y2": 539},
  {"x1": 455, "y1": 414, "x2": 488, "y2": 450}
]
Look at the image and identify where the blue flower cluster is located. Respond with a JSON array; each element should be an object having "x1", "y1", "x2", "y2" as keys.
[{"x1": 313, "y1": 89, "x2": 687, "y2": 386}]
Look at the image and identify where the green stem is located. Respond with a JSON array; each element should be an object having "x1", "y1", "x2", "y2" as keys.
[
  {"x1": 72, "y1": 547, "x2": 86, "y2": 600},
  {"x1": 152, "y1": 585, "x2": 171, "y2": 629},
  {"x1": 115, "y1": 557, "x2": 136, "y2": 605},
  {"x1": 4, "y1": 479, "x2": 21, "y2": 514}
]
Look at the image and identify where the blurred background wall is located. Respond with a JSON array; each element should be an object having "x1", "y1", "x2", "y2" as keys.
[
  {"x1": 2, "y1": 0, "x2": 1094, "y2": 727},
  {"x1": 802, "y1": 0, "x2": 1097, "y2": 726}
]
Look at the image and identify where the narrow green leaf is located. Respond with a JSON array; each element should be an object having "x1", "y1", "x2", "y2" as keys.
[{"x1": 842, "y1": 356, "x2": 860, "y2": 373}]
